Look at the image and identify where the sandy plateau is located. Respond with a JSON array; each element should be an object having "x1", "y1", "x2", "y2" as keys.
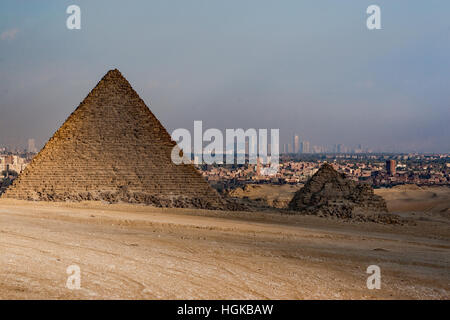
[{"x1": 0, "y1": 186, "x2": 449, "y2": 299}]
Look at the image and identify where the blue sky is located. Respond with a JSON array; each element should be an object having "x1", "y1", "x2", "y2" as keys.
[{"x1": 0, "y1": 0, "x2": 449, "y2": 152}]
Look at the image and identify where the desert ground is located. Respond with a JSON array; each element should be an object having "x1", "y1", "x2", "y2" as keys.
[{"x1": 0, "y1": 186, "x2": 449, "y2": 299}]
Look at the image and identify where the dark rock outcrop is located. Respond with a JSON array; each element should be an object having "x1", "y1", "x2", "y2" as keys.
[{"x1": 288, "y1": 163, "x2": 396, "y2": 223}]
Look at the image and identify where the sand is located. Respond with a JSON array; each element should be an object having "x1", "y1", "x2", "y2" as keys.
[
  {"x1": 0, "y1": 195, "x2": 448, "y2": 299},
  {"x1": 375, "y1": 185, "x2": 450, "y2": 215}
]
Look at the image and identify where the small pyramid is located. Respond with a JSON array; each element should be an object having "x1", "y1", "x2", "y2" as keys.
[
  {"x1": 2, "y1": 69, "x2": 223, "y2": 209},
  {"x1": 288, "y1": 163, "x2": 387, "y2": 218}
]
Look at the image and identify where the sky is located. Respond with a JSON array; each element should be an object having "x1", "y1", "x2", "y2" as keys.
[{"x1": 0, "y1": 0, "x2": 449, "y2": 153}]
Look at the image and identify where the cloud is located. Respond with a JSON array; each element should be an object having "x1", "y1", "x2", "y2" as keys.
[{"x1": 1, "y1": 28, "x2": 19, "y2": 41}]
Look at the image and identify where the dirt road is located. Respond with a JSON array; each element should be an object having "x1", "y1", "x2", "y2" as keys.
[{"x1": 0, "y1": 199, "x2": 448, "y2": 299}]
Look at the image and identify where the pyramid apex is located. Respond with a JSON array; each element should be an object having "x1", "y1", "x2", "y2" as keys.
[
  {"x1": 317, "y1": 162, "x2": 336, "y2": 173},
  {"x1": 95, "y1": 68, "x2": 131, "y2": 89},
  {"x1": 103, "y1": 68, "x2": 123, "y2": 78}
]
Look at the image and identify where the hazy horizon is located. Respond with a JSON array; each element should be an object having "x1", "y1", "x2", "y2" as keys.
[{"x1": 1, "y1": 1, "x2": 449, "y2": 153}]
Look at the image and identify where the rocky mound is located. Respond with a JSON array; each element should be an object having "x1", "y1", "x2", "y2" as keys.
[
  {"x1": 228, "y1": 184, "x2": 299, "y2": 209},
  {"x1": 288, "y1": 163, "x2": 397, "y2": 223}
]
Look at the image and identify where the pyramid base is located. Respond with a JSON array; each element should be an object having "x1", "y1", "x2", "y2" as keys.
[
  {"x1": 290, "y1": 203, "x2": 404, "y2": 224},
  {"x1": 2, "y1": 190, "x2": 225, "y2": 210}
]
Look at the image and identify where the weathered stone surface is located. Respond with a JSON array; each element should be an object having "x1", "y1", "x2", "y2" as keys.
[
  {"x1": 2, "y1": 69, "x2": 223, "y2": 209},
  {"x1": 288, "y1": 163, "x2": 394, "y2": 222}
]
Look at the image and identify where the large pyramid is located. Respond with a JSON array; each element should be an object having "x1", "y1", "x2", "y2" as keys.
[
  {"x1": 2, "y1": 69, "x2": 223, "y2": 209},
  {"x1": 288, "y1": 163, "x2": 388, "y2": 220}
]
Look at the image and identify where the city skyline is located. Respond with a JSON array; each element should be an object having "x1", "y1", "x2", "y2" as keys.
[{"x1": 1, "y1": 135, "x2": 448, "y2": 156}]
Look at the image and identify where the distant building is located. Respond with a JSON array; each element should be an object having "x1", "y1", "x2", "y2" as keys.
[
  {"x1": 27, "y1": 138, "x2": 37, "y2": 153},
  {"x1": 256, "y1": 157, "x2": 262, "y2": 176},
  {"x1": 301, "y1": 141, "x2": 310, "y2": 153},
  {"x1": 312, "y1": 145, "x2": 323, "y2": 153},
  {"x1": 0, "y1": 155, "x2": 27, "y2": 173},
  {"x1": 293, "y1": 135, "x2": 300, "y2": 154},
  {"x1": 386, "y1": 160, "x2": 396, "y2": 176}
]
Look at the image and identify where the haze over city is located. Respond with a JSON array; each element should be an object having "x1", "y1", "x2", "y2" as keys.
[{"x1": 0, "y1": 0, "x2": 449, "y2": 153}]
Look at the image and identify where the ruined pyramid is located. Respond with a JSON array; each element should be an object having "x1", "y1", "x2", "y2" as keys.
[
  {"x1": 2, "y1": 69, "x2": 223, "y2": 209},
  {"x1": 288, "y1": 163, "x2": 390, "y2": 221}
]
